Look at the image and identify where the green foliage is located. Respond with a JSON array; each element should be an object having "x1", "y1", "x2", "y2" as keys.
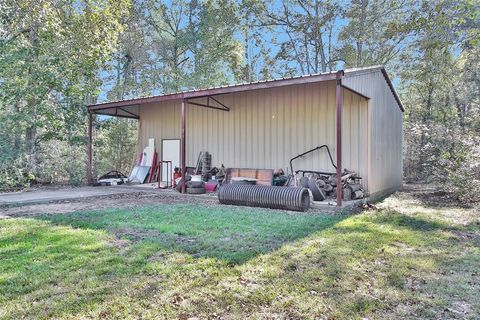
[
  {"x1": 94, "y1": 117, "x2": 137, "y2": 176},
  {"x1": 339, "y1": 0, "x2": 413, "y2": 68},
  {"x1": 0, "y1": 0, "x2": 131, "y2": 188},
  {"x1": 399, "y1": 0, "x2": 480, "y2": 202},
  {"x1": 0, "y1": 149, "x2": 29, "y2": 190},
  {"x1": 104, "y1": 0, "x2": 243, "y2": 99}
]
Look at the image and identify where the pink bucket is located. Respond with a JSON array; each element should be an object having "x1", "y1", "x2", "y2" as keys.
[{"x1": 205, "y1": 182, "x2": 217, "y2": 192}]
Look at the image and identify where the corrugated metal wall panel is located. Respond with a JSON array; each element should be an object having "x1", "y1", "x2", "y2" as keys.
[
  {"x1": 138, "y1": 81, "x2": 369, "y2": 189},
  {"x1": 342, "y1": 89, "x2": 369, "y2": 188},
  {"x1": 343, "y1": 70, "x2": 403, "y2": 195}
]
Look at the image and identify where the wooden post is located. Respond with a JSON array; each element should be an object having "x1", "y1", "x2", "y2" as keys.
[
  {"x1": 181, "y1": 99, "x2": 187, "y2": 193},
  {"x1": 335, "y1": 71, "x2": 344, "y2": 206},
  {"x1": 87, "y1": 111, "x2": 93, "y2": 185}
]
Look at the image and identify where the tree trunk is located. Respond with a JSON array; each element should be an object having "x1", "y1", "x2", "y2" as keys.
[
  {"x1": 356, "y1": 0, "x2": 368, "y2": 67},
  {"x1": 25, "y1": 124, "x2": 36, "y2": 175}
]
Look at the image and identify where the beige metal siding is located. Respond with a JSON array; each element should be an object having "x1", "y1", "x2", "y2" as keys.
[
  {"x1": 138, "y1": 81, "x2": 369, "y2": 188},
  {"x1": 137, "y1": 100, "x2": 181, "y2": 154},
  {"x1": 343, "y1": 70, "x2": 403, "y2": 195},
  {"x1": 342, "y1": 89, "x2": 369, "y2": 189}
]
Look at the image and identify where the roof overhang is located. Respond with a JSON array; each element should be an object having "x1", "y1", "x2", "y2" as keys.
[
  {"x1": 87, "y1": 66, "x2": 404, "y2": 118},
  {"x1": 92, "y1": 105, "x2": 140, "y2": 119},
  {"x1": 87, "y1": 71, "x2": 342, "y2": 117}
]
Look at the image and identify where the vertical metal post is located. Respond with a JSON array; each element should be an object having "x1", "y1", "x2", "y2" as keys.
[
  {"x1": 87, "y1": 111, "x2": 93, "y2": 185},
  {"x1": 181, "y1": 99, "x2": 187, "y2": 193},
  {"x1": 335, "y1": 71, "x2": 344, "y2": 206}
]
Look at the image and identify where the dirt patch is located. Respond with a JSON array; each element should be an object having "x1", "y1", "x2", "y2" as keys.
[
  {"x1": 401, "y1": 183, "x2": 471, "y2": 209},
  {"x1": 0, "y1": 190, "x2": 219, "y2": 217},
  {"x1": 112, "y1": 226, "x2": 197, "y2": 245},
  {"x1": 379, "y1": 184, "x2": 480, "y2": 226},
  {"x1": 113, "y1": 227, "x2": 167, "y2": 241},
  {"x1": 0, "y1": 187, "x2": 339, "y2": 218},
  {"x1": 451, "y1": 230, "x2": 480, "y2": 246}
]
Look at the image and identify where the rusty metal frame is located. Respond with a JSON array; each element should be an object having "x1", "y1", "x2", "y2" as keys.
[
  {"x1": 181, "y1": 99, "x2": 187, "y2": 193},
  {"x1": 93, "y1": 112, "x2": 139, "y2": 119},
  {"x1": 335, "y1": 71, "x2": 344, "y2": 207},
  {"x1": 340, "y1": 84, "x2": 370, "y2": 100},
  {"x1": 186, "y1": 95, "x2": 230, "y2": 112},
  {"x1": 118, "y1": 107, "x2": 140, "y2": 118}
]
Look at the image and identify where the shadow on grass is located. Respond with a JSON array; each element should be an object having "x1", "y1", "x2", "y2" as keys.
[
  {"x1": 0, "y1": 204, "x2": 346, "y2": 318},
  {"x1": 35, "y1": 204, "x2": 346, "y2": 265},
  {"x1": 3, "y1": 201, "x2": 476, "y2": 319},
  {"x1": 373, "y1": 213, "x2": 449, "y2": 232}
]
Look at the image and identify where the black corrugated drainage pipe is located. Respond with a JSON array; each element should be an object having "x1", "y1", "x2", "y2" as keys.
[{"x1": 218, "y1": 185, "x2": 310, "y2": 212}]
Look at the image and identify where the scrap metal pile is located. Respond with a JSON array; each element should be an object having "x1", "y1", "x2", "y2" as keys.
[
  {"x1": 117, "y1": 138, "x2": 368, "y2": 211},
  {"x1": 174, "y1": 151, "x2": 224, "y2": 194},
  {"x1": 287, "y1": 145, "x2": 367, "y2": 202},
  {"x1": 297, "y1": 170, "x2": 366, "y2": 202}
]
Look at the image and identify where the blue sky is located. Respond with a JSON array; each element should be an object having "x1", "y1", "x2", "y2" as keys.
[{"x1": 96, "y1": 0, "x2": 397, "y2": 103}]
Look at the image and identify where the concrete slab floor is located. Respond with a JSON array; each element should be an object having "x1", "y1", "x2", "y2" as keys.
[
  {"x1": 0, "y1": 186, "x2": 146, "y2": 206},
  {"x1": 310, "y1": 198, "x2": 367, "y2": 213}
]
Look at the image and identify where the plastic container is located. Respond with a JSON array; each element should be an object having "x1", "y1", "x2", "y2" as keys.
[
  {"x1": 205, "y1": 182, "x2": 218, "y2": 192},
  {"x1": 191, "y1": 175, "x2": 202, "y2": 182}
]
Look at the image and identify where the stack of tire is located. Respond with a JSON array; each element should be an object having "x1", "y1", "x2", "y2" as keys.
[
  {"x1": 186, "y1": 180, "x2": 206, "y2": 194},
  {"x1": 175, "y1": 175, "x2": 206, "y2": 194}
]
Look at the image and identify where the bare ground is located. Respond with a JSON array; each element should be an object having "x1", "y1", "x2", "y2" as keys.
[
  {"x1": 2, "y1": 183, "x2": 478, "y2": 225},
  {"x1": 380, "y1": 183, "x2": 479, "y2": 226},
  {"x1": 0, "y1": 189, "x2": 219, "y2": 217}
]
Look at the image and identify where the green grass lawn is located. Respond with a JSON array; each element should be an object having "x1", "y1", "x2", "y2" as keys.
[{"x1": 0, "y1": 193, "x2": 478, "y2": 319}]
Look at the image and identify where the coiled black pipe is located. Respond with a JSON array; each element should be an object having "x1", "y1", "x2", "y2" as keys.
[{"x1": 218, "y1": 185, "x2": 310, "y2": 212}]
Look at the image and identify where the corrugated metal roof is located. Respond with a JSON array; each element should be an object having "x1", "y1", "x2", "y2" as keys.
[{"x1": 88, "y1": 65, "x2": 403, "y2": 112}]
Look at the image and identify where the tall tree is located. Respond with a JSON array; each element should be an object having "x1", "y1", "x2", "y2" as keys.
[
  {"x1": 339, "y1": 0, "x2": 412, "y2": 68},
  {"x1": 139, "y1": 0, "x2": 242, "y2": 93},
  {"x1": 399, "y1": 0, "x2": 480, "y2": 200},
  {"x1": 260, "y1": 0, "x2": 341, "y2": 75},
  {"x1": 0, "y1": 0, "x2": 130, "y2": 186},
  {"x1": 238, "y1": 0, "x2": 277, "y2": 82}
]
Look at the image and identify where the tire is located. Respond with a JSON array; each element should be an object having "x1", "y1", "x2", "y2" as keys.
[
  {"x1": 308, "y1": 178, "x2": 326, "y2": 201},
  {"x1": 299, "y1": 176, "x2": 309, "y2": 188},
  {"x1": 187, "y1": 187, "x2": 206, "y2": 194},
  {"x1": 187, "y1": 181, "x2": 205, "y2": 188},
  {"x1": 175, "y1": 175, "x2": 192, "y2": 192}
]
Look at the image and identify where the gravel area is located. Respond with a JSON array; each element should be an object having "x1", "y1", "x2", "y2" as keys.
[{"x1": 0, "y1": 188, "x2": 219, "y2": 217}]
